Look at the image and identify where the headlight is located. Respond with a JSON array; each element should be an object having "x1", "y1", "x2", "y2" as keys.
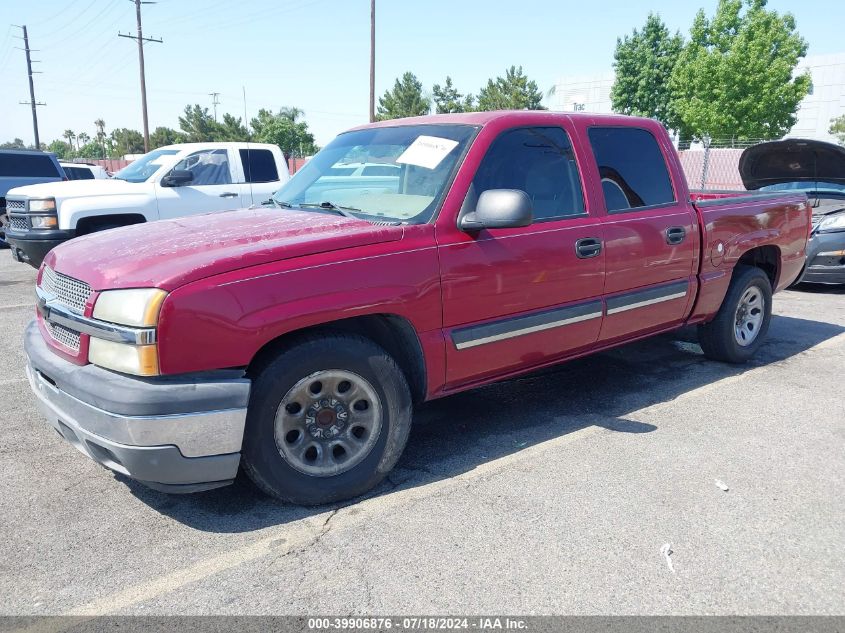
[
  {"x1": 88, "y1": 339, "x2": 159, "y2": 376},
  {"x1": 28, "y1": 198, "x2": 56, "y2": 212},
  {"x1": 817, "y1": 213, "x2": 845, "y2": 233},
  {"x1": 93, "y1": 288, "x2": 167, "y2": 327},
  {"x1": 30, "y1": 216, "x2": 58, "y2": 229}
]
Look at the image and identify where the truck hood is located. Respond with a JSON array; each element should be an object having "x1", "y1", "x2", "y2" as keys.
[
  {"x1": 7, "y1": 178, "x2": 150, "y2": 200},
  {"x1": 45, "y1": 207, "x2": 404, "y2": 291},
  {"x1": 740, "y1": 139, "x2": 845, "y2": 190}
]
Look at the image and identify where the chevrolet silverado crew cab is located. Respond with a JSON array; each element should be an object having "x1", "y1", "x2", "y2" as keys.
[
  {"x1": 6, "y1": 142, "x2": 289, "y2": 267},
  {"x1": 23, "y1": 112, "x2": 811, "y2": 505}
]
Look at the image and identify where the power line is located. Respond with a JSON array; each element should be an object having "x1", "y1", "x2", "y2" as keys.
[
  {"x1": 14, "y1": 25, "x2": 45, "y2": 148},
  {"x1": 119, "y1": 0, "x2": 162, "y2": 152}
]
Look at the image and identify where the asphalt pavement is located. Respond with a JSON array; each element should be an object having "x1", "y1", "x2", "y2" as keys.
[{"x1": 0, "y1": 252, "x2": 843, "y2": 615}]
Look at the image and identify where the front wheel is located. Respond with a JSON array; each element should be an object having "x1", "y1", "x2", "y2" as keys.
[
  {"x1": 698, "y1": 265, "x2": 773, "y2": 363},
  {"x1": 242, "y1": 333, "x2": 413, "y2": 505}
]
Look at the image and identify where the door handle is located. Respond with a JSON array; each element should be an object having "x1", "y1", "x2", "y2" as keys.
[
  {"x1": 219, "y1": 192, "x2": 239, "y2": 198},
  {"x1": 575, "y1": 237, "x2": 602, "y2": 259},
  {"x1": 666, "y1": 227, "x2": 686, "y2": 245}
]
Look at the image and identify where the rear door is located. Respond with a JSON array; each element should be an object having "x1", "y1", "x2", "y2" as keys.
[
  {"x1": 239, "y1": 147, "x2": 284, "y2": 204},
  {"x1": 438, "y1": 123, "x2": 605, "y2": 388},
  {"x1": 155, "y1": 148, "x2": 244, "y2": 218},
  {"x1": 585, "y1": 125, "x2": 697, "y2": 343}
]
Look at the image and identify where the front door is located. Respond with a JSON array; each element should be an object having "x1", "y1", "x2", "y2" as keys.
[
  {"x1": 155, "y1": 148, "x2": 245, "y2": 219},
  {"x1": 438, "y1": 125, "x2": 605, "y2": 389}
]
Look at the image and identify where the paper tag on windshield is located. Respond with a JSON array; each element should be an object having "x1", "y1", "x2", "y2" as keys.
[{"x1": 396, "y1": 136, "x2": 459, "y2": 170}]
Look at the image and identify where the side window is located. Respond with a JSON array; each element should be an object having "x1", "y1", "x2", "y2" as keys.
[
  {"x1": 64, "y1": 166, "x2": 94, "y2": 180},
  {"x1": 588, "y1": 127, "x2": 675, "y2": 212},
  {"x1": 471, "y1": 127, "x2": 585, "y2": 221},
  {"x1": 239, "y1": 149, "x2": 279, "y2": 183},
  {"x1": 172, "y1": 149, "x2": 232, "y2": 186}
]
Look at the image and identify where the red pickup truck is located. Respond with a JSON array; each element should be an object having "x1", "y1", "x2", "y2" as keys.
[{"x1": 24, "y1": 112, "x2": 811, "y2": 505}]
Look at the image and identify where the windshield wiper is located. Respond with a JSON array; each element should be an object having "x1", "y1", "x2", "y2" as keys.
[
  {"x1": 271, "y1": 199, "x2": 293, "y2": 209},
  {"x1": 299, "y1": 201, "x2": 361, "y2": 219}
]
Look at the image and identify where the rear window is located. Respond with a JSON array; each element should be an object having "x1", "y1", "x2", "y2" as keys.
[
  {"x1": 63, "y1": 166, "x2": 94, "y2": 180},
  {"x1": 239, "y1": 149, "x2": 279, "y2": 183},
  {"x1": 588, "y1": 127, "x2": 675, "y2": 212},
  {"x1": 0, "y1": 153, "x2": 62, "y2": 178},
  {"x1": 361, "y1": 165, "x2": 400, "y2": 176}
]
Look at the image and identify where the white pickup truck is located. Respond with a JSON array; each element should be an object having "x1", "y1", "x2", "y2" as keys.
[{"x1": 5, "y1": 142, "x2": 289, "y2": 267}]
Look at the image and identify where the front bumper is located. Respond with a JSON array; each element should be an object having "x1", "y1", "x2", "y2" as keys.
[
  {"x1": 799, "y1": 231, "x2": 845, "y2": 285},
  {"x1": 24, "y1": 321, "x2": 251, "y2": 493},
  {"x1": 5, "y1": 228, "x2": 76, "y2": 268}
]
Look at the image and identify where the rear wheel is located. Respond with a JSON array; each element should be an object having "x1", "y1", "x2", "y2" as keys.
[
  {"x1": 242, "y1": 333, "x2": 413, "y2": 505},
  {"x1": 698, "y1": 265, "x2": 772, "y2": 363}
]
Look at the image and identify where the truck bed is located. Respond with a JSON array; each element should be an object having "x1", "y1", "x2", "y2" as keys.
[{"x1": 686, "y1": 189, "x2": 811, "y2": 323}]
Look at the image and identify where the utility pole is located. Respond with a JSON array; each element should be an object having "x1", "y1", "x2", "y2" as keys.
[
  {"x1": 209, "y1": 92, "x2": 220, "y2": 122},
  {"x1": 369, "y1": 0, "x2": 375, "y2": 122},
  {"x1": 16, "y1": 25, "x2": 45, "y2": 148},
  {"x1": 119, "y1": 0, "x2": 162, "y2": 152}
]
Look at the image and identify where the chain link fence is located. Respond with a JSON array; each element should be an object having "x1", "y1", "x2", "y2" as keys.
[{"x1": 677, "y1": 138, "x2": 774, "y2": 191}]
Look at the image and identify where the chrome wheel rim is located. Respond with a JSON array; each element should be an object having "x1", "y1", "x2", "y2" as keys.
[
  {"x1": 274, "y1": 370, "x2": 382, "y2": 477},
  {"x1": 734, "y1": 286, "x2": 764, "y2": 347}
]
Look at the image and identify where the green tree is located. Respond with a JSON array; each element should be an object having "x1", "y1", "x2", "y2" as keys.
[
  {"x1": 254, "y1": 116, "x2": 318, "y2": 159},
  {"x1": 830, "y1": 115, "x2": 845, "y2": 146},
  {"x1": 278, "y1": 106, "x2": 304, "y2": 122},
  {"x1": 377, "y1": 71, "x2": 430, "y2": 120},
  {"x1": 45, "y1": 140, "x2": 72, "y2": 159},
  {"x1": 178, "y1": 104, "x2": 220, "y2": 142},
  {"x1": 669, "y1": 0, "x2": 810, "y2": 141},
  {"x1": 216, "y1": 113, "x2": 249, "y2": 141},
  {"x1": 77, "y1": 132, "x2": 91, "y2": 147},
  {"x1": 94, "y1": 118, "x2": 108, "y2": 156},
  {"x1": 62, "y1": 130, "x2": 76, "y2": 154},
  {"x1": 77, "y1": 141, "x2": 105, "y2": 159},
  {"x1": 611, "y1": 13, "x2": 684, "y2": 130},
  {"x1": 476, "y1": 66, "x2": 546, "y2": 111},
  {"x1": 149, "y1": 126, "x2": 185, "y2": 149},
  {"x1": 111, "y1": 128, "x2": 145, "y2": 156},
  {"x1": 0, "y1": 138, "x2": 26, "y2": 149},
  {"x1": 432, "y1": 76, "x2": 475, "y2": 113}
]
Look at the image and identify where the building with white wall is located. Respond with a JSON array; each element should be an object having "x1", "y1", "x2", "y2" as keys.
[{"x1": 549, "y1": 53, "x2": 845, "y2": 143}]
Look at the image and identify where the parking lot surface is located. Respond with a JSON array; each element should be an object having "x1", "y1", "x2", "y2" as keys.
[{"x1": 1, "y1": 253, "x2": 843, "y2": 615}]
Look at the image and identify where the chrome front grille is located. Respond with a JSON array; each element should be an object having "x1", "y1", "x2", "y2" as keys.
[
  {"x1": 41, "y1": 266, "x2": 91, "y2": 314},
  {"x1": 44, "y1": 320, "x2": 81, "y2": 351},
  {"x1": 9, "y1": 215, "x2": 28, "y2": 231},
  {"x1": 6, "y1": 199, "x2": 25, "y2": 211}
]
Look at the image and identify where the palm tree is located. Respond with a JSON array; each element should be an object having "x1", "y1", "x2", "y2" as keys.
[
  {"x1": 78, "y1": 132, "x2": 90, "y2": 146},
  {"x1": 279, "y1": 106, "x2": 304, "y2": 122},
  {"x1": 63, "y1": 130, "x2": 76, "y2": 155},
  {"x1": 94, "y1": 119, "x2": 107, "y2": 157}
]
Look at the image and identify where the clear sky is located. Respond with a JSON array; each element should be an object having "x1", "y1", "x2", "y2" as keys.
[{"x1": 0, "y1": 0, "x2": 841, "y2": 148}]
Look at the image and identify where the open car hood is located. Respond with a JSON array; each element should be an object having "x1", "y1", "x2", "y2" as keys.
[{"x1": 739, "y1": 139, "x2": 845, "y2": 190}]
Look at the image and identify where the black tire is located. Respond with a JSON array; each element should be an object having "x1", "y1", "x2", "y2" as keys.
[
  {"x1": 698, "y1": 265, "x2": 772, "y2": 363},
  {"x1": 241, "y1": 333, "x2": 413, "y2": 505}
]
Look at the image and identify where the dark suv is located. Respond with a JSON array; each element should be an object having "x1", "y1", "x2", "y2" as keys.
[{"x1": 0, "y1": 150, "x2": 65, "y2": 248}]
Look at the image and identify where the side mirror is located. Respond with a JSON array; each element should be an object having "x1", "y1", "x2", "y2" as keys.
[
  {"x1": 161, "y1": 169, "x2": 193, "y2": 187},
  {"x1": 460, "y1": 189, "x2": 533, "y2": 231}
]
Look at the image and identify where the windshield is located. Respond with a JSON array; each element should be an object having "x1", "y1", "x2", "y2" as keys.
[
  {"x1": 761, "y1": 181, "x2": 845, "y2": 195},
  {"x1": 113, "y1": 149, "x2": 180, "y2": 183},
  {"x1": 272, "y1": 124, "x2": 477, "y2": 224}
]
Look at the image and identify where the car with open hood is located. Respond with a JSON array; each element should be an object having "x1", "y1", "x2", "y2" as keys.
[{"x1": 740, "y1": 139, "x2": 845, "y2": 285}]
